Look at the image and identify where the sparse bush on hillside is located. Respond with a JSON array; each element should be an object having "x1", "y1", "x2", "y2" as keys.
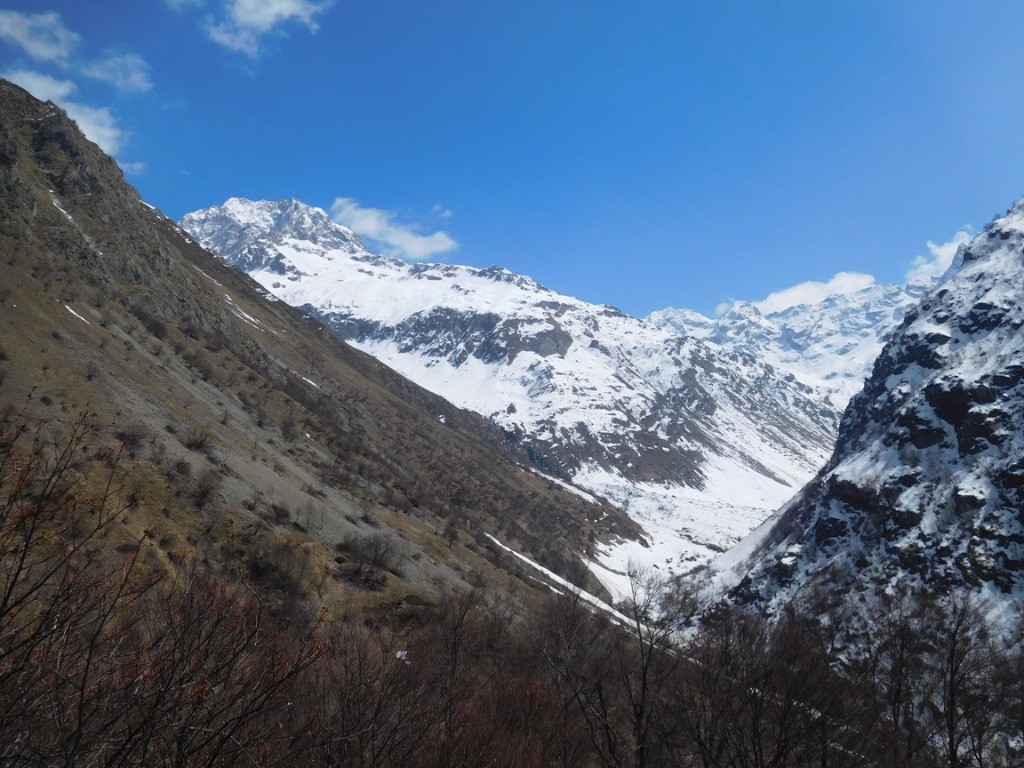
[
  {"x1": 130, "y1": 303, "x2": 168, "y2": 339},
  {"x1": 270, "y1": 501, "x2": 291, "y2": 524},
  {"x1": 281, "y1": 414, "x2": 299, "y2": 441},
  {"x1": 115, "y1": 423, "x2": 149, "y2": 457},
  {"x1": 192, "y1": 467, "x2": 221, "y2": 511},
  {"x1": 181, "y1": 424, "x2": 210, "y2": 452},
  {"x1": 336, "y1": 531, "x2": 407, "y2": 588}
]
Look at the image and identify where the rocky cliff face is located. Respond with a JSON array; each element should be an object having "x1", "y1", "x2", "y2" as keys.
[
  {"x1": 182, "y1": 198, "x2": 843, "y2": 592},
  {"x1": 714, "y1": 201, "x2": 1024, "y2": 621}
]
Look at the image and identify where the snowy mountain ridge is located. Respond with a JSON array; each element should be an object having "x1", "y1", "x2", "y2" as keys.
[
  {"x1": 648, "y1": 281, "x2": 931, "y2": 409},
  {"x1": 713, "y1": 200, "x2": 1024, "y2": 623},
  {"x1": 182, "y1": 198, "x2": 845, "y2": 596}
]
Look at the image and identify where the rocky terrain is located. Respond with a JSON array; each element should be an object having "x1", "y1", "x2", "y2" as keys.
[{"x1": 714, "y1": 201, "x2": 1024, "y2": 624}]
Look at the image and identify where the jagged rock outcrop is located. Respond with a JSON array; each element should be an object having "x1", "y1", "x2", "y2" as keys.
[{"x1": 715, "y1": 201, "x2": 1024, "y2": 620}]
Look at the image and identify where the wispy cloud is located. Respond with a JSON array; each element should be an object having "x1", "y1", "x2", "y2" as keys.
[
  {"x1": 0, "y1": 12, "x2": 153, "y2": 159},
  {"x1": 3, "y1": 68, "x2": 127, "y2": 155},
  {"x1": 721, "y1": 228, "x2": 977, "y2": 317},
  {"x1": 905, "y1": 230, "x2": 972, "y2": 285},
  {"x1": 0, "y1": 10, "x2": 79, "y2": 64},
  {"x1": 82, "y1": 53, "x2": 153, "y2": 93},
  {"x1": 226, "y1": 0, "x2": 332, "y2": 31},
  {"x1": 168, "y1": 0, "x2": 334, "y2": 56},
  {"x1": 119, "y1": 161, "x2": 148, "y2": 175},
  {"x1": 2, "y1": 69, "x2": 75, "y2": 101},
  {"x1": 749, "y1": 271, "x2": 877, "y2": 315},
  {"x1": 331, "y1": 197, "x2": 458, "y2": 261},
  {"x1": 62, "y1": 102, "x2": 125, "y2": 155},
  {"x1": 432, "y1": 203, "x2": 454, "y2": 219}
]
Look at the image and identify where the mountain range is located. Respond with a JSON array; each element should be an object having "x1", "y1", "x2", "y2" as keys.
[
  {"x1": 648, "y1": 280, "x2": 931, "y2": 409},
  {"x1": 181, "y1": 197, "x2": 939, "y2": 596},
  {"x1": 8, "y1": 70, "x2": 1024, "y2": 644}
]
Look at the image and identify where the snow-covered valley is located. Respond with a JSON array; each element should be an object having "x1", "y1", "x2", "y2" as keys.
[{"x1": 181, "y1": 197, "x2": 936, "y2": 597}]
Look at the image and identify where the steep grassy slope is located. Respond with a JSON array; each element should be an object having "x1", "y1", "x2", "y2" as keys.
[{"x1": 0, "y1": 79, "x2": 641, "y2": 616}]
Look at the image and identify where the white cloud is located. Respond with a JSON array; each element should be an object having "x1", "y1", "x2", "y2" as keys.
[
  {"x1": 82, "y1": 53, "x2": 153, "y2": 93},
  {"x1": 3, "y1": 68, "x2": 126, "y2": 156},
  {"x1": 752, "y1": 271, "x2": 877, "y2": 314},
  {"x1": 331, "y1": 197, "x2": 458, "y2": 261},
  {"x1": 432, "y1": 203, "x2": 454, "y2": 219},
  {"x1": 226, "y1": 0, "x2": 332, "y2": 31},
  {"x1": 0, "y1": 11, "x2": 79, "y2": 64},
  {"x1": 203, "y1": 21, "x2": 260, "y2": 56},
  {"x1": 0, "y1": 10, "x2": 151, "y2": 159},
  {"x1": 2, "y1": 68, "x2": 76, "y2": 101},
  {"x1": 61, "y1": 102, "x2": 126, "y2": 155},
  {"x1": 201, "y1": 0, "x2": 333, "y2": 56},
  {"x1": 119, "y1": 161, "x2": 148, "y2": 175},
  {"x1": 905, "y1": 230, "x2": 972, "y2": 285}
]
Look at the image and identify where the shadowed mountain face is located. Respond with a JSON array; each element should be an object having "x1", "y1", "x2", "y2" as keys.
[
  {"x1": 716, "y1": 201, "x2": 1024, "y2": 623},
  {"x1": 0, "y1": 78, "x2": 643, "y2": 609},
  {"x1": 182, "y1": 197, "x2": 843, "y2": 586}
]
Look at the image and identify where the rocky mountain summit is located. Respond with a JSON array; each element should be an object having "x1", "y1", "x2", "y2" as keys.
[
  {"x1": 714, "y1": 201, "x2": 1024, "y2": 621},
  {"x1": 182, "y1": 199, "x2": 843, "y2": 591}
]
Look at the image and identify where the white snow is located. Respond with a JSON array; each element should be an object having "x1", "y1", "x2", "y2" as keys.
[
  {"x1": 485, "y1": 534, "x2": 632, "y2": 624},
  {"x1": 528, "y1": 468, "x2": 602, "y2": 504},
  {"x1": 191, "y1": 265, "x2": 223, "y2": 286},
  {"x1": 64, "y1": 304, "x2": 91, "y2": 325},
  {"x1": 48, "y1": 192, "x2": 74, "y2": 223},
  {"x1": 649, "y1": 281, "x2": 931, "y2": 410}
]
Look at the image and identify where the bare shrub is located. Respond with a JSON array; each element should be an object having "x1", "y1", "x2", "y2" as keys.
[
  {"x1": 115, "y1": 423, "x2": 149, "y2": 457},
  {"x1": 131, "y1": 304, "x2": 168, "y2": 340},
  {"x1": 192, "y1": 468, "x2": 221, "y2": 511},
  {"x1": 181, "y1": 425, "x2": 210, "y2": 452},
  {"x1": 341, "y1": 532, "x2": 406, "y2": 579}
]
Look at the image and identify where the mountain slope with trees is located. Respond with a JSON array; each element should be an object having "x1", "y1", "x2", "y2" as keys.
[{"x1": 0, "y1": 77, "x2": 643, "y2": 612}]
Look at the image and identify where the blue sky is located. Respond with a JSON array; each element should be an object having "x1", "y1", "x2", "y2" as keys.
[{"x1": 2, "y1": 2, "x2": 1024, "y2": 317}]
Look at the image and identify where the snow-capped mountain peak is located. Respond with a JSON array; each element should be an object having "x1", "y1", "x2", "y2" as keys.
[{"x1": 181, "y1": 197, "x2": 387, "y2": 278}]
